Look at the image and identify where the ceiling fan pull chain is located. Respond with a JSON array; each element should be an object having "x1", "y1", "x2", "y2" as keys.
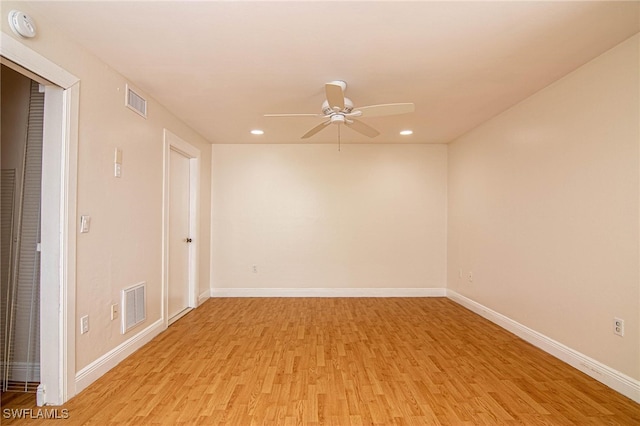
[{"x1": 338, "y1": 125, "x2": 341, "y2": 152}]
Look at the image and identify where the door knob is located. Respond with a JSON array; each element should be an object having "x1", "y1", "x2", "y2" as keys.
[{"x1": 185, "y1": 238, "x2": 193, "y2": 243}]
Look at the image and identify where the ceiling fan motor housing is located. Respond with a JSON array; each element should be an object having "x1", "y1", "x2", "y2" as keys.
[{"x1": 322, "y1": 98, "x2": 354, "y2": 115}]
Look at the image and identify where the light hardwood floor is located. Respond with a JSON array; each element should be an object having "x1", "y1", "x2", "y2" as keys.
[{"x1": 2, "y1": 298, "x2": 639, "y2": 425}]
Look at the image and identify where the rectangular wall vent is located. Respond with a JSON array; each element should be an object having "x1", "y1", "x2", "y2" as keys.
[
  {"x1": 125, "y1": 84, "x2": 147, "y2": 118},
  {"x1": 122, "y1": 282, "x2": 146, "y2": 334}
]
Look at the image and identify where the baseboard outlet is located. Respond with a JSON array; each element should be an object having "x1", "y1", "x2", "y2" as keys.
[
  {"x1": 74, "y1": 318, "x2": 165, "y2": 395},
  {"x1": 211, "y1": 287, "x2": 447, "y2": 298},
  {"x1": 198, "y1": 289, "x2": 211, "y2": 305},
  {"x1": 446, "y1": 290, "x2": 640, "y2": 404}
]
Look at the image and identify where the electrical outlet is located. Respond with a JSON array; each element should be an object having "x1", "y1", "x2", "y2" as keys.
[
  {"x1": 252, "y1": 264, "x2": 257, "y2": 273},
  {"x1": 111, "y1": 304, "x2": 119, "y2": 321},
  {"x1": 613, "y1": 317, "x2": 624, "y2": 337},
  {"x1": 80, "y1": 315, "x2": 89, "y2": 334},
  {"x1": 468, "y1": 271, "x2": 473, "y2": 282}
]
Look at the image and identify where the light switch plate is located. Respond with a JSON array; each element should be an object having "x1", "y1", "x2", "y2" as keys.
[
  {"x1": 80, "y1": 315, "x2": 89, "y2": 334},
  {"x1": 114, "y1": 148, "x2": 122, "y2": 177},
  {"x1": 80, "y1": 215, "x2": 91, "y2": 233}
]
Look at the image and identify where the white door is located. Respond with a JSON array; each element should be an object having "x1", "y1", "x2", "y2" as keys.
[{"x1": 168, "y1": 148, "x2": 191, "y2": 323}]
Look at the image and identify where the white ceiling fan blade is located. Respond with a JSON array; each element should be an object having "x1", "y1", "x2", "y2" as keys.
[
  {"x1": 325, "y1": 82, "x2": 345, "y2": 110},
  {"x1": 264, "y1": 113, "x2": 324, "y2": 117},
  {"x1": 346, "y1": 119, "x2": 380, "y2": 138},
  {"x1": 354, "y1": 103, "x2": 415, "y2": 118},
  {"x1": 301, "y1": 120, "x2": 331, "y2": 139}
]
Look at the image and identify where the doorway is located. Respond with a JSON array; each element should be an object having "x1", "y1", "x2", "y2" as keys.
[
  {"x1": 163, "y1": 130, "x2": 200, "y2": 326},
  {"x1": 168, "y1": 148, "x2": 191, "y2": 322},
  {"x1": 1, "y1": 65, "x2": 44, "y2": 393}
]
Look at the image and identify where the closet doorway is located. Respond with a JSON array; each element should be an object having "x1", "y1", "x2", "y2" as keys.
[{"x1": 0, "y1": 65, "x2": 45, "y2": 394}]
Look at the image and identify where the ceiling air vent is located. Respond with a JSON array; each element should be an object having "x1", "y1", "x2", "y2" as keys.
[{"x1": 125, "y1": 84, "x2": 147, "y2": 118}]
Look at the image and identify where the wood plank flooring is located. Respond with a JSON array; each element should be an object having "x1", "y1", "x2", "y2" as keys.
[{"x1": 2, "y1": 298, "x2": 639, "y2": 425}]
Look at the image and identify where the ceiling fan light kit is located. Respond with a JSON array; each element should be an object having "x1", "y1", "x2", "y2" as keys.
[
  {"x1": 330, "y1": 115, "x2": 345, "y2": 124},
  {"x1": 265, "y1": 80, "x2": 415, "y2": 143}
]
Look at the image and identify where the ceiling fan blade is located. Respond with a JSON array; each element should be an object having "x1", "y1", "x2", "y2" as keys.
[
  {"x1": 301, "y1": 120, "x2": 331, "y2": 139},
  {"x1": 264, "y1": 113, "x2": 323, "y2": 117},
  {"x1": 325, "y1": 82, "x2": 345, "y2": 110},
  {"x1": 354, "y1": 103, "x2": 414, "y2": 118},
  {"x1": 346, "y1": 119, "x2": 380, "y2": 138}
]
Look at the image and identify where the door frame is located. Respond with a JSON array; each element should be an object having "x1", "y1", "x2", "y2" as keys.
[
  {"x1": 1, "y1": 33, "x2": 79, "y2": 405},
  {"x1": 162, "y1": 130, "x2": 200, "y2": 327}
]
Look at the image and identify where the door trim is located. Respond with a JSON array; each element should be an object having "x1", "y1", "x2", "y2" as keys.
[
  {"x1": 162, "y1": 130, "x2": 200, "y2": 328},
  {"x1": 1, "y1": 32, "x2": 80, "y2": 405}
]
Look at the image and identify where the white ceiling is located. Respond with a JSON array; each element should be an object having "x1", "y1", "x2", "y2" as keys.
[{"x1": 27, "y1": 1, "x2": 640, "y2": 144}]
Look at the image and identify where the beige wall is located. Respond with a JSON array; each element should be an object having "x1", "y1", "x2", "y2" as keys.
[
  {"x1": 448, "y1": 35, "x2": 639, "y2": 379},
  {"x1": 212, "y1": 144, "x2": 447, "y2": 290},
  {"x1": 2, "y1": 2, "x2": 212, "y2": 371}
]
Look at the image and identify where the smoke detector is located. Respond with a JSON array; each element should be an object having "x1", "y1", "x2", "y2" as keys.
[{"x1": 8, "y1": 10, "x2": 36, "y2": 38}]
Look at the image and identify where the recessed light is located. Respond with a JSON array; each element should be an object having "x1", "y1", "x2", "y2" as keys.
[
  {"x1": 400, "y1": 130, "x2": 413, "y2": 136},
  {"x1": 250, "y1": 129, "x2": 264, "y2": 135}
]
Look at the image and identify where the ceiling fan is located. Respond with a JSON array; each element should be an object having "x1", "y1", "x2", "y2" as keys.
[{"x1": 265, "y1": 81, "x2": 415, "y2": 140}]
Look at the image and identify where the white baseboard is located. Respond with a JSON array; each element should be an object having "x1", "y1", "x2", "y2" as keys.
[
  {"x1": 198, "y1": 288, "x2": 211, "y2": 305},
  {"x1": 211, "y1": 287, "x2": 447, "y2": 298},
  {"x1": 74, "y1": 319, "x2": 165, "y2": 395},
  {"x1": 447, "y1": 290, "x2": 640, "y2": 403}
]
